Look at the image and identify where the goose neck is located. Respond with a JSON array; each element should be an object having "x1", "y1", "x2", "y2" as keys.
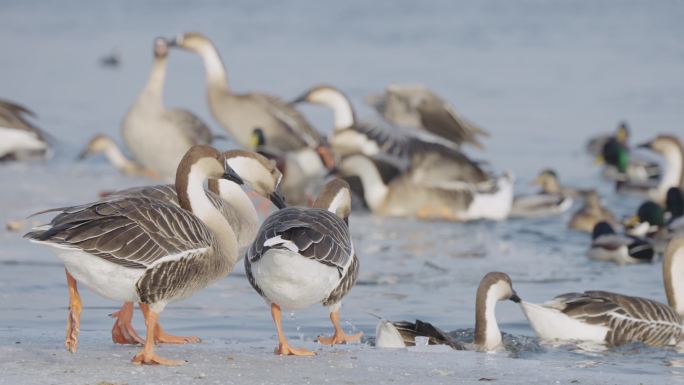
[
  {"x1": 103, "y1": 142, "x2": 139, "y2": 173},
  {"x1": 139, "y1": 57, "x2": 167, "y2": 107},
  {"x1": 210, "y1": 179, "x2": 259, "y2": 250},
  {"x1": 474, "y1": 283, "x2": 503, "y2": 351},
  {"x1": 659, "y1": 143, "x2": 684, "y2": 197},
  {"x1": 342, "y1": 157, "x2": 388, "y2": 211},
  {"x1": 196, "y1": 42, "x2": 229, "y2": 93},
  {"x1": 663, "y1": 240, "x2": 684, "y2": 318}
]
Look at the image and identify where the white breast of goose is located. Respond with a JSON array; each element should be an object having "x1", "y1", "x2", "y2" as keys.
[{"x1": 0, "y1": 127, "x2": 48, "y2": 157}]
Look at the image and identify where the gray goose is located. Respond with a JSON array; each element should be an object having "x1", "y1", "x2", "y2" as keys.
[
  {"x1": 245, "y1": 179, "x2": 361, "y2": 355},
  {"x1": 78, "y1": 134, "x2": 155, "y2": 177},
  {"x1": 168, "y1": 32, "x2": 330, "y2": 159},
  {"x1": 338, "y1": 154, "x2": 513, "y2": 221},
  {"x1": 376, "y1": 272, "x2": 520, "y2": 352},
  {"x1": 366, "y1": 84, "x2": 489, "y2": 149},
  {"x1": 519, "y1": 237, "x2": 684, "y2": 347},
  {"x1": 0, "y1": 98, "x2": 50, "y2": 161},
  {"x1": 103, "y1": 150, "x2": 285, "y2": 346},
  {"x1": 24, "y1": 145, "x2": 271, "y2": 365},
  {"x1": 293, "y1": 84, "x2": 489, "y2": 185},
  {"x1": 121, "y1": 37, "x2": 216, "y2": 181}
]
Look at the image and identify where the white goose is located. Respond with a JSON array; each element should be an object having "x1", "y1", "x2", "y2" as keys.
[
  {"x1": 121, "y1": 37, "x2": 216, "y2": 180},
  {"x1": 519, "y1": 237, "x2": 684, "y2": 347},
  {"x1": 375, "y1": 272, "x2": 520, "y2": 352},
  {"x1": 338, "y1": 154, "x2": 513, "y2": 221},
  {"x1": 293, "y1": 85, "x2": 489, "y2": 185},
  {"x1": 245, "y1": 179, "x2": 361, "y2": 355},
  {"x1": 103, "y1": 150, "x2": 285, "y2": 346},
  {"x1": 0, "y1": 98, "x2": 50, "y2": 161},
  {"x1": 25, "y1": 145, "x2": 279, "y2": 365}
]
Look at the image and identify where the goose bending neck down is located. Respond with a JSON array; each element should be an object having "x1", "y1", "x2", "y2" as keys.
[
  {"x1": 245, "y1": 178, "x2": 361, "y2": 356},
  {"x1": 78, "y1": 134, "x2": 157, "y2": 178},
  {"x1": 519, "y1": 237, "x2": 684, "y2": 346},
  {"x1": 292, "y1": 85, "x2": 356, "y2": 131},
  {"x1": 24, "y1": 145, "x2": 261, "y2": 365},
  {"x1": 375, "y1": 272, "x2": 520, "y2": 352}
]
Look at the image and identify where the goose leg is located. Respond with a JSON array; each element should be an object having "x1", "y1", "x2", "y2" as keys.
[
  {"x1": 132, "y1": 306, "x2": 185, "y2": 365},
  {"x1": 139, "y1": 303, "x2": 200, "y2": 344},
  {"x1": 271, "y1": 303, "x2": 315, "y2": 356},
  {"x1": 317, "y1": 311, "x2": 363, "y2": 345},
  {"x1": 65, "y1": 269, "x2": 82, "y2": 353},
  {"x1": 111, "y1": 302, "x2": 144, "y2": 345}
]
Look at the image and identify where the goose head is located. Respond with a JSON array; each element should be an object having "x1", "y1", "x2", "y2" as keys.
[
  {"x1": 153, "y1": 37, "x2": 169, "y2": 59},
  {"x1": 78, "y1": 134, "x2": 116, "y2": 160},
  {"x1": 474, "y1": 272, "x2": 520, "y2": 351},
  {"x1": 292, "y1": 85, "x2": 356, "y2": 131},
  {"x1": 168, "y1": 32, "x2": 212, "y2": 53},
  {"x1": 638, "y1": 135, "x2": 683, "y2": 157},
  {"x1": 533, "y1": 169, "x2": 561, "y2": 194},
  {"x1": 625, "y1": 201, "x2": 665, "y2": 236},
  {"x1": 313, "y1": 178, "x2": 352, "y2": 223},
  {"x1": 222, "y1": 150, "x2": 287, "y2": 209}
]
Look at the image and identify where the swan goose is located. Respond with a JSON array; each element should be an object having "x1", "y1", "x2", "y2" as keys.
[
  {"x1": 245, "y1": 179, "x2": 361, "y2": 355},
  {"x1": 375, "y1": 272, "x2": 520, "y2": 352},
  {"x1": 519, "y1": 237, "x2": 684, "y2": 347},
  {"x1": 0, "y1": 98, "x2": 50, "y2": 161},
  {"x1": 24, "y1": 145, "x2": 269, "y2": 365},
  {"x1": 338, "y1": 154, "x2": 513, "y2": 221},
  {"x1": 121, "y1": 37, "x2": 216, "y2": 181}
]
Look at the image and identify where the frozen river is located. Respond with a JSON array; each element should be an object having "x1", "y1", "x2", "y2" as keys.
[{"x1": 1, "y1": 1, "x2": 684, "y2": 384}]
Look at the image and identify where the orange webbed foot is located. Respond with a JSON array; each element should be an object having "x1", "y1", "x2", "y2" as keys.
[
  {"x1": 317, "y1": 331, "x2": 363, "y2": 345},
  {"x1": 154, "y1": 330, "x2": 201, "y2": 345},
  {"x1": 131, "y1": 351, "x2": 186, "y2": 366},
  {"x1": 274, "y1": 343, "x2": 316, "y2": 356},
  {"x1": 111, "y1": 304, "x2": 144, "y2": 345},
  {"x1": 65, "y1": 309, "x2": 80, "y2": 353}
]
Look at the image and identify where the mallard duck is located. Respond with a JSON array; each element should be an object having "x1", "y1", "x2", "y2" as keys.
[
  {"x1": 586, "y1": 221, "x2": 654, "y2": 264},
  {"x1": 586, "y1": 121, "x2": 629, "y2": 156},
  {"x1": 510, "y1": 169, "x2": 574, "y2": 218},
  {"x1": 598, "y1": 138, "x2": 660, "y2": 183},
  {"x1": 519, "y1": 237, "x2": 684, "y2": 347},
  {"x1": 568, "y1": 191, "x2": 617, "y2": 232},
  {"x1": 375, "y1": 272, "x2": 520, "y2": 352}
]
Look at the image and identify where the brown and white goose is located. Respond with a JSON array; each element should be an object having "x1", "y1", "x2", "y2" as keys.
[
  {"x1": 245, "y1": 179, "x2": 361, "y2": 355},
  {"x1": 293, "y1": 84, "x2": 489, "y2": 185},
  {"x1": 0, "y1": 98, "x2": 50, "y2": 161},
  {"x1": 168, "y1": 32, "x2": 329, "y2": 157},
  {"x1": 338, "y1": 154, "x2": 513, "y2": 221},
  {"x1": 366, "y1": 84, "x2": 489, "y2": 149},
  {"x1": 519, "y1": 237, "x2": 684, "y2": 347},
  {"x1": 24, "y1": 145, "x2": 278, "y2": 365},
  {"x1": 78, "y1": 134, "x2": 156, "y2": 178},
  {"x1": 103, "y1": 150, "x2": 285, "y2": 345},
  {"x1": 375, "y1": 272, "x2": 520, "y2": 352},
  {"x1": 121, "y1": 37, "x2": 215, "y2": 180}
]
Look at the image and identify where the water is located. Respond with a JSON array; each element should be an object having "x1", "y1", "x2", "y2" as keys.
[{"x1": 1, "y1": 1, "x2": 684, "y2": 384}]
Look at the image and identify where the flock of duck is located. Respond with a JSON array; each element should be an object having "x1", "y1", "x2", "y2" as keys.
[{"x1": 2, "y1": 32, "x2": 684, "y2": 365}]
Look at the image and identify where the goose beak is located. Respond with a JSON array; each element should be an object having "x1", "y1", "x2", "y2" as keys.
[
  {"x1": 167, "y1": 35, "x2": 180, "y2": 47},
  {"x1": 270, "y1": 188, "x2": 287, "y2": 209},
  {"x1": 290, "y1": 92, "x2": 309, "y2": 105},
  {"x1": 77, "y1": 147, "x2": 91, "y2": 161},
  {"x1": 637, "y1": 141, "x2": 652, "y2": 150},
  {"x1": 509, "y1": 292, "x2": 521, "y2": 303},
  {"x1": 222, "y1": 162, "x2": 244, "y2": 185}
]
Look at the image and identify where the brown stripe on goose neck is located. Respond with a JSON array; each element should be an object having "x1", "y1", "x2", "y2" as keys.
[
  {"x1": 663, "y1": 237, "x2": 684, "y2": 311},
  {"x1": 175, "y1": 145, "x2": 222, "y2": 211},
  {"x1": 313, "y1": 179, "x2": 351, "y2": 217},
  {"x1": 474, "y1": 272, "x2": 512, "y2": 347}
]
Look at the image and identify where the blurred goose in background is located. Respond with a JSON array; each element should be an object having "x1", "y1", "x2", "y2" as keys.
[
  {"x1": 586, "y1": 121, "x2": 629, "y2": 156},
  {"x1": 246, "y1": 179, "x2": 361, "y2": 355},
  {"x1": 376, "y1": 272, "x2": 520, "y2": 352},
  {"x1": 568, "y1": 191, "x2": 616, "y2": 232},
  {"x1": 0, "y1": 98, "x2": 50, "y2": 161},
  {"x1": 168, "y1": 32, "x2": 332, "y2": 162},
  {"x1": 78, "y1": 134, "x2": 155, "y2": 178},
  {"x1": 249, "y1": 128, "x2": 327, "y2": 206},
  {"x1": 292, "y1": 85, "x2": 490, "y2": 185},
  {"x1": 338, "y1": 154, "x2": 513, "y2": 221},
  {"x1": 366, "y1": 84, "x2": 489, "y2": 149},
  {"x1": 616, "y1": 135, "x2": 684, "y2": 204},
  {"x1": 121, "y1": 37, "x2": 216, "y2": 181},
  {"x1": 103, "y1": 150, "x2": 285, "y2": 346},
  {"x1": 24, "y1": 146, "x2": 257, "y2": 365},
  {"x1": 519, "y1": 237, "x2": 684, "y2": 347},
  {"x1": 510, "y1": 169, "x2": 575, "y2": 218},
  {"x1": 586, "y1": 221, "x2": 654, "y2": 265},
  {"x1": 597, "y1": 138, "x2": 660, "y2": 183}
]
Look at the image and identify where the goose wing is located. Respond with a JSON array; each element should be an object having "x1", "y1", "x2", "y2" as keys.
[
  {"x1": 415, "y1": 101, "x2": 488, "y2": 148},
  {"x1": 550, "y1": 291, "x2": 682, "y2": 346},
  {"x1": 165, "y1": 108, "x2": 214, "y2": 144},
  {"x1": 0, "y1": 98, "x2": 46, "y2": 138},
  {"x1": 252, "y1": 93, "x2": 323, "y2": 149},
  {"x1": 25, "y1": 196, "x2": 215, "y2": 269},
  {"x1": 248, "y1": 207, "x2": 352, "y2": 275},
  {"x1": 391, "y1": 320, "x2": 465, "y2": 350}
]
